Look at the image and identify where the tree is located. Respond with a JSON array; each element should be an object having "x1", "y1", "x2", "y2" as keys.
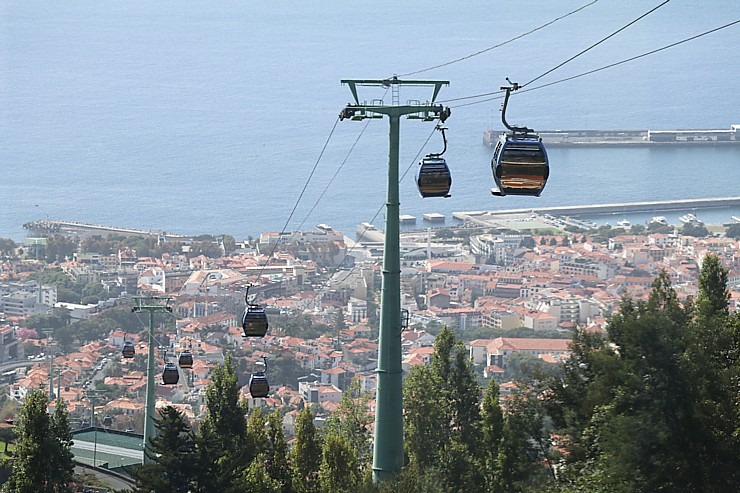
[
  {"x1": 318, "y1": 431, "x2": 361, "y2": 493},
  {"x1": 726, "y1": 223, "x2": 740, "y2": 239},
  {"x1": 403, "y1": 327, "x2": 483, "y2": 490},
  {"x1": 132, "y1": 406, "x2": 195, "y2": 493},
  {"x1": 544, "y1": 271, "x2": 740, "y2": 492},
  {"x1": 4, "y1": 390, "x2": 74, "y2": 493},
  {"x1": 683, "y1": 254, "x2": 740, "y2": 489},
  {"x1": 265, "y1": 409, "x2": 292, "y2": 493},
  {"x1": 192, "y1": 355, "x2": 248, "y2": 493},
  {"x1": 290, "y1": 407, "x2": 322, "y2": 493},
  {"x1": 695, "y1": 253, "x2": 729, "y2": 320},
  {"x1": 479, "y1": 379, "x2": 504, "y2": 490},
  {"x1": 0, "y1": 238, "x2": 17, "y2": 257},
  {"x1": 326, "y1": 379, "x2": 372, "y2": 467}
]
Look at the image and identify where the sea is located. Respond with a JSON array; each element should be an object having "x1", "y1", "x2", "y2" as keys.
[{"x1": 1, "y1": 0, "x2": 739, "y2": 242}]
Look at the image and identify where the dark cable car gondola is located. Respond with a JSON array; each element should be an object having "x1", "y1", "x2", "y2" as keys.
[
  {"x1": 178, "y1": 350, "x2": 193, "y2": 369},
  {"x1": 241, "y1": 285, "x2": 268, "y2": 338},
  {"x1": 249, "y1": 358, "x2": 270, "y2": 398},
  {"x1": 249, "y1": 371, "x2": 270, "y2": 398},
  {"x1": 103, "y1": 415, "x2": 113, "y2": 427},
  {"x1": 122, "y1": 341, "x2": 135, "y2": 359},
  {"x1": 490, "y1": 80, "x2": 549, "y2": 197},
  {"x1": 416, "y1": 125, "x2": 452, "y2": 198},
  {"x1": 162, "y1": 362, "x2": 179, "y2": 385}
]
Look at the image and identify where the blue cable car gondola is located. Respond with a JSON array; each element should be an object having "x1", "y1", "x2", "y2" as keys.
[
  {"x1": 416, "y1": 126, "x2": 452, "y2": 198},
  {"x1": 178, "y1": 350, "x2": 194, "y2": 369},
  {"x1": 162, "y1": 362, "x2": 179, "y2": 385},
  {"x1": 241, "y1": 286, "x2": 268, "y2": 337},
  {"x1": 490, "y1": 80, "x2": 549, "y2": 197},
  {"x1": 122, "y1": 341, "x2": 135, "y2": 359}
]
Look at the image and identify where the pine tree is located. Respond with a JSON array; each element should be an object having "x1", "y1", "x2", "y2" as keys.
[
  {"x1": 403, "y1": 327, "x2": 483, "y2": 490},
  {"x1": 325, "y1": 378, "x2": 372, "y2": 467},
  {"x1": 132, "y1": 406, "x2": 195, "y2": 493},
  {"x1": 290, "y1": 407, "x2": 322, "y2": 493},
  {"x1": 4, "y1": 390, "x2": 74, "y2": 493},
  {"x1": 684, "y1": 254, "x2": 740, "y2": 489},
  {"x1": 318, "y1": 431, "x2": 360, "y2": 493},
  {"x1": 480, "y1": 378, "x2": 504, "y2": 490},
  {"x1": 265, "y1": 409, "x2": 293, "y2": 493},
  {"x1": 192, "y1": 354, "x2": 248, "y2": 493}
]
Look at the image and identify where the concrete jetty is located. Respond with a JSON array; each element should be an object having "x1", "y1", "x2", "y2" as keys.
[{"x1": 454, "y1": 197, "x2": 740, "y2": 227}]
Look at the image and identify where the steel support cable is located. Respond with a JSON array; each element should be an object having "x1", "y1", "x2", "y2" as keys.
[
  {"x1": 291, "y1": 86, "x2": 391, "y2": 235},
  {"x1": 520, "y1": 0, "x2": 671, "y2": 88},
  {"x1": 438, "y1": 0, "x2": 672, "y2": 105},
  {"x1": 304, "y1": 126, "x2": 438, "y2": 312},
  {"x1": 253, "y1": 116, "x2": 341, "y2": 282},
  {"x1": 396, "y1": 0, "x2": 600, "y2": 78},
  {"x1": 448, "y1": 18, "x2": 740, "y2": 109}
]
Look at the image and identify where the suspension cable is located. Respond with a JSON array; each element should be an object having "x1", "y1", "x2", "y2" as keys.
[
  {"x1": 396, "y1": 0, "x2": 600, "y2": 78},
  {"x1": 252, "y1": 116, "x2": 341, "y2": 283},
  {"x1": 521, "y1": 0, "x2": 671, "y2": 88},
  {"x1": 448, "y1": 18, "x2": 740, "y2": 109}
]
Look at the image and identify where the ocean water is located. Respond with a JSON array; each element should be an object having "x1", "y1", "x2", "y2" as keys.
[{"x1": 1, "y1": 0, "x2": 739, "y2": 242}]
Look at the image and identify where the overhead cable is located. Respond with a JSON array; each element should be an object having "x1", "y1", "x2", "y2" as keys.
[{"x1": 396, "y1": 0, "x2": 600, "y2": 78}]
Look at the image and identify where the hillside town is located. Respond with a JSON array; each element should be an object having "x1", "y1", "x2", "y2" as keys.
[{"x1": 1, "y1": 220, "x2": 739, "y2": 442}]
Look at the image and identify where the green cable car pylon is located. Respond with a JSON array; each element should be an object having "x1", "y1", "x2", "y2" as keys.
[
  {"x1": 132, "y1": 296, "x2": 173, "y2": 464},
  {"x1": 340, "y1": 77, "x2": 450, "y2": 483}
]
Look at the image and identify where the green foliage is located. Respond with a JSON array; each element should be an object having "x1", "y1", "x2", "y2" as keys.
[
  {"x1": 318, "y1": 431, "x2": 361, "y2": 493},
  {"x1": 188, "y1": 241, "x2": 223, "y2": 258},
  {"x1": 545, "y1": 268, "x2": 740, "y2": 492},
  {"x1": 290, "y1": 407, "x2": 322, "y2": 493},
  {"x1": 326, "y1": 379, "x2": 372, "y2": 466},
  {"x1": 133, "y1": 406, "x2": 195, "y2": 493},
  {"x1": 680, "y1": 221, "x2": 710, "y2": 237},
  {"x1": 4, "y1": 390, "x2": 74, "y2": 493},
  {"x1": 0, "y1": 238, "x2": 17, "y2": 257},
  {"x1": 403, "y1": 327, "x2": 491, "y2": 490},
  {"x1": 192, "y1": 355, "x2": 248, "y2": 493},
  {"x1": 273, "y1": 314, "x2": 331, "y2": 339},
  {"x1": 726, "y1": 223, "x2": 740, "y2": 238}
]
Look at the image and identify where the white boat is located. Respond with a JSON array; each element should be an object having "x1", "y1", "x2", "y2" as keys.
[
  {"x1": 679, "y1": 213, "x2": 698, "y2": 224},
  {"x1": 649, "y1": 216, "x2": 668, "y2": 225},
  {"x1": 617, "y1": 219, "x2": 631, "y2": 228}
]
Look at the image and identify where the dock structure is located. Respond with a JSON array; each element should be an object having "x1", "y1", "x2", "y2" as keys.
[
  {"x1": 422, "y1": 213, "x2": 445, "y2": 223},
  {"x1": 399, "y1": 215, "x2": 417, "y2": 226},
  {"x1": 454, "y1": 197, "x2": 740, "y2": 228},
  {"x1": 23, "y1": 219, "x2": 190, "y2": 241},
  {"x1": 484, "y1": 125, "x2": 740, "y2": 147}
]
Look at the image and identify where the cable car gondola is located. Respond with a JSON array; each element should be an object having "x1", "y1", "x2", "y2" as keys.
[
  {"x1": 162, "y1": 362, "x2": 180, "y2": 385},
  {"x1": 122, "y1": 341, "x2": 135, "y2": 359},
  {"x1": 249, "y1": 371, "x2": 270, "y2": 398},
  {"x1": 241, "y1": 286, "x2": 268, "y2": 337},
  {"x1": 103, "y1": 415, "x2": 113, "y2": 427},
  {"x1": 249, "y1": 357, "x2": 270, "y2": 398},
  {"x1": 178, "y1": 350, "x2": 194, "y2": 369},
  {"x1": 416, "y1": 125, "x2": 452, "y2": 198},
  {"x1": 490, "y1": 81, "x2": 549, "y2": 197}
]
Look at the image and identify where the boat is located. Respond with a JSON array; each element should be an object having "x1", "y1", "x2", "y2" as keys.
[
  {"x1": 731, "y1": 216, "x2": 740, "y2": 224},
  {"x1": 649, "y1": 216, "x2": 668, "y2": 225},
  {"x1": 679, "y1": 213, "x2": 698, "y2": 224},
  {"x1": 617, "y1": 219, "x2": 631, "y2": 228}
]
